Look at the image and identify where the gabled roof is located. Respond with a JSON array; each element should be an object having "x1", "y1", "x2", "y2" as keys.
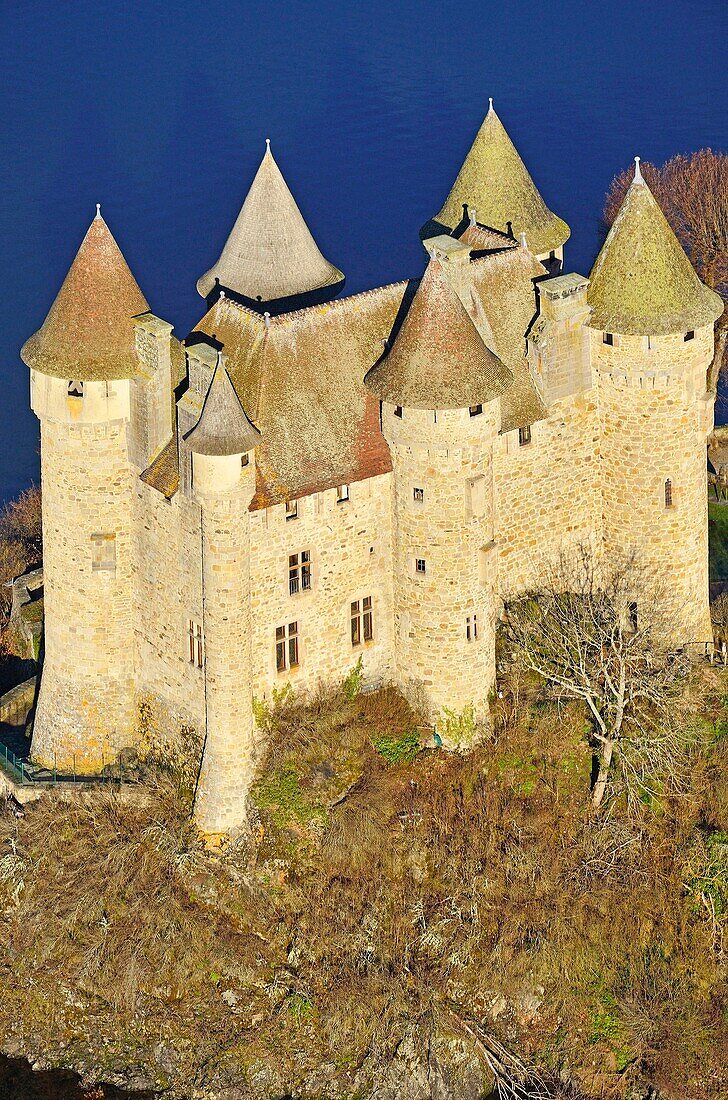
[
  {"x1": 587, "y1": 158, "x2": 724, "y2": 336},
  {"x1": 21, "y1": 208, "x2": 149, "y2": 380},
  {"x1": 185, "y1": 357, "x2": 262, "y2": 456},
  {"x1": 364, "y1": 259, "x2": 513, "y2": 410},
  {"x1": 435, "y1": 102, "x2": 570, "y2": 256},
  {"x1": 197, "y1": 141, "x2": 344, "y2": 304}
]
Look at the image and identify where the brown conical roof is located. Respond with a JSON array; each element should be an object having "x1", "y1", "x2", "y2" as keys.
[
  {"x1": 588, "y1": 158, "x2": 724, "y2": 336},
  {"x1": 197, "y1": 140, "x2": 344, "y2": 303},
  {"x1": 364, "y1": 259, "x2": 513, "y2": 409},
  {"x1": 435, "y1": 102, "x2": 570, "y2": 256},
  {"x1": 185, "y1": 355, "x2": 262, "y2": 456},
  {"x1": 21, "y1": 208, "x2": 149, "y2": 380}
]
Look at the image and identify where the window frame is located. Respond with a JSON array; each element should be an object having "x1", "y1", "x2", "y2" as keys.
[
  {"x1": 415, "y1": 558, "x2": 426, "y2": 575},
  {"x1": 188, "y1": 618, "x2": 204, "y2": 668},
  {"x1": 288, "y1": 550, "x2": 312, "y2": 596},
  {"x1": 276, "y1": 621, "x2": 299, "y2": 673},
  {"x1": 603, "y1": 332, "x2": 614, "y2": 346},
  {"x1": 351, "y1": 596, "x2": 374, "y2": 647},
  {"x1": 285, "y1": 499, "x2": 298, "y2": 521},
  {"x1": 469, "y1": 404, "x2": 483, "y2": 417},
  {"x1": 337, "y1": 484, "x2": 350, "y2": 503},
  {"x1": 466, "y1": 613, "x2": 478, "y2": 642},
  {"x1": 413, "y1": 486, "x2": 424, "y2": 504},
  {"x1": 518, "y1": 424, "x2": 532, "y2": 447},
  {"x1": 664, "y1": 478, "x2": 673, "y2": 508}
]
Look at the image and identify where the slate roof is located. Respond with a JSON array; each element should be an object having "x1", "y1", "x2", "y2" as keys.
[
  {"x1": 364, "y1": 259, "x2": 513, "y2": 409},
  {"x1": 435, "y1": 102, "x2": 570, "y2": 256},
  {"x1": 197, "y1": 141, "x2": 344, "y2": 303},
  {"x1": 185, "y1": 359, "x2": 262, "y2": 455},
  {"x1": 21, "y1": 210, "x2": 149, "y2": 380},
  {"x1": 587, "y1": 161, "x2": 724, "y2": 336}
]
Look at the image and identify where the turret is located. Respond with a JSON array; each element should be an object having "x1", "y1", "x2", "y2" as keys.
[
  {"x1": 588, "y1": 158, "x2": 724, "y2": 645},
  {"x1": 21, "y1": 208, "x2": 149, "y2": 771},
  {"x1": 185, "y1": 356, "x2": 261, "y2": 844},
  {"x1": 197, "y1": 139, "x2": 344, "y2": 314},
  {"x1": 365, "y1": 258, "x2": 513, "y2": 742},
  {"x1": 431, "y1": 100, "x2": 570, "y2": 267}
]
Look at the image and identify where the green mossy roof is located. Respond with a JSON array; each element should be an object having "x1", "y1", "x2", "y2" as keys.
[
  {"x1": 20, "y1": 213, "x2": 149, "y2": 380},
  {"x1": 588, "y1": 171, "x2": 724, "y2": 336},
  {"x1": 436, "y1": 104, "x2": 570, "y2": 256}
]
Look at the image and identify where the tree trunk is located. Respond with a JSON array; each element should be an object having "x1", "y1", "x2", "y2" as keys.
[
  {"x1": 707, "y1": 326, "x2": 727, "y2": 396},
  {"x1": 592, "y1": 738, "x2": 615, "y2": 807}
]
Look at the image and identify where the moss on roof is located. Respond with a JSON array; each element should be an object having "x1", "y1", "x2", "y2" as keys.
[
  {"x1": 587, "y1": 169, "x2": 724, "y2": 335},
  {"x1": 436, "y1": 104, "x2": 570, "y2": 256},
  {"x1": 364, "y1": 260, "x2": 513, "y2": 409},
  {"x1": 140, "y1": 437, "x2": 179, "y2": 499},
  {"x1": 21, "y1": 212, "x2": 149, "y2": 380},
  {"x1": 197, "y1": 141, "x2": 344, "y2": 303},
  {"x1": 185, "y1": 359, "x2": 261, "y2": 456}
]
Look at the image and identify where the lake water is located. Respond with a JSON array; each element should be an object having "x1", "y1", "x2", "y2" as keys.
[{"x1": 1, "y1": 0, "x2": 726, "y2": 506}]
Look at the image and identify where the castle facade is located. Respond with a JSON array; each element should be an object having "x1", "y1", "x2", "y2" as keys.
[{"x1": 21, "y1": 106, "x2": 723, "y2": 841}]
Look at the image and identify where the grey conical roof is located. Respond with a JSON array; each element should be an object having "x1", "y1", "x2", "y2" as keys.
[
  {"x1": 185, "y1": 357, "x2": 262, "y2": 455},
  {"x1": 197, "y1": 141, "x2": 344, "y2": 302}
]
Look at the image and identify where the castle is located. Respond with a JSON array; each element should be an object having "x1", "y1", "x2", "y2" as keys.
[{"x1": 20, "y1": 104, "x2": 723, "y2": 842}]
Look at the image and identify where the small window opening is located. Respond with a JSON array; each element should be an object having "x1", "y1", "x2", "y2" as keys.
[
  {"x1": 67, "y1": 380, "x2": 84, "y2": 398},
  {"x1": 285, "y1": 499, "x2": 298, "y2": 521},
  {"x1": 469, "y1": 404, "x2": 483, "y2": 417},
  {"x1": 466, "y1": 614, "x2": 478, "y2": 642},
  {"x1": 684, "y1": 330, "x2": 695, "y2": 342},
  {"x1": 603, "y1": 332, "x2": 614, "y2": 346},
  {"x1": 664, "y1": 478, "x2": 673, "y2": 508},
  {"x1": 240, "y1": 453, "x2": 249, "y2": 467},
  {"x1": 188, "y1": 619, "x2": 204, "y2": 668},
  {"x1": 276, "y1": 621, "x2": 299, "y2": 672},
  {"x1": 519, "y1": 425, "x2": 532, "y2": 447},
  {"x1": 91, "y1": 532, "x2": 116, "y2": 573},
  {"x1": 413, "y1": 487, "x2": 424, "y2": 503},
  {"x1": 337, "y1": 484, "x2": 350, "y2": 503},
  {"x1": 288, "y1": 551, "x2": 311, "y2": 596},
  {"x1": 415, "y1": 558, "x2": 426, "y2": 575},
  {"x1": 394, "y1": 405, "x2": 403, "y2": 418},
  {"x1": 351, "y1": 596, "x2": 374, "y2": 646}
]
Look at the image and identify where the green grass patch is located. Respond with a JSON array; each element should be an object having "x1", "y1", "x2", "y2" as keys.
[
  {"x1": 708, "y1": 501, "x2": 728, "y2": 581},
  {"x1": 371, "y1": 728, "x2": 420, "y2": 765}
]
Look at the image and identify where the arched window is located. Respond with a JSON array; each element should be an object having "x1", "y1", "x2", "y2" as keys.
[
  {"x1": 67, "y1": 380, "x2": 84, "y2": 398},
  {"x1": 664, "y1": 479, "x2": 673, "y2": 508}
]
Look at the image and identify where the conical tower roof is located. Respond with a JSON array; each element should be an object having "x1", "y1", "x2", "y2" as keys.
[
  {"x1": 21, "y1": 207, "x2": 149, "y2": 380},
  {"x1": 197, "y1": 140, "x2": 344, "y2": 304},
  {"x1": 435, "y1": 101, "x2": 570, "y2": 256},
  {"x1": 588, "y1": 158, "x2": 724, "y2": 336},
  {"x1": 364, "y1": 259, "x2": 513, "y2": 409},
  {"x1": 185, "y1": 355, "x2": 262, "y2": 456}
]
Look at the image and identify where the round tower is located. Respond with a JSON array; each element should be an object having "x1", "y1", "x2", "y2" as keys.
[
  {"x1": 21, "y1": 208, "x2": 148, "y2": 771},
  {"x1": 588, "y1": 158, "x2": 724, "y2": 646},
  {"x1": 365, "y1": 258, "x2": 513, "y2": 743},
  {"x1": 185, "y1": 356, "x2": 261, "y2": 844}
]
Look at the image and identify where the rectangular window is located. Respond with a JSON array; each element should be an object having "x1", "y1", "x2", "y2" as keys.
[
  {"x1": 337, "y1": 484, "x2": 350, "y2": 503},
  {"x1": 285, "y1": 499, "x2": 298, "y2": 520},
  {"x1": 415, "y1": 558, "x2": 426, "y2": 574},
  {"x1": 394, "y1": 405, "x2": 403, "y2": 419},
  {"x1": 188, "y1": 619, "x2": 204, "y2": 668},
  {"x1": 664, "y1": 478, "x2": 673, "y2": 508},
  {"x1": 684, "y1": 330, "x2": 695, "y2": 342},
  {"x1": 413, "y1": 487, "x2": 424, "y2": 503},
  {"x1": 276, "y1": 622, "x2": 299, "y2": 672},
  {"x1": 519, "y1": 425, "x2": 532, "y2": 447},
  {"x1": 240, "y1": 453, "x2": 249, "y2": 467},
  {"x1": 603, "y1": 332, "x2": 614, "y2": 346},
  {"x1": 351, "y1": 597, "x2": 373, "y2": 646},
  {"x1": 91, "y1": 532, "x2": 116, "y2": 573},
  {"x1": 466, "y1": 614, "x2": 478, "y2": 642},
  {"x1": 469, "y1": 404, "x2": 483, "y2": 417},
  {"x1": 288, "y1": 551, "x2": 311, "y2": 595}
]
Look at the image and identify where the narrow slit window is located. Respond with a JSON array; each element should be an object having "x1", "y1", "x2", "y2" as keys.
[
  {"x1": 91, "y1": 532, "x2": 116, "y2": 573},
  {"x1": 466, "y1": 614, "x2": 478, "y2": 641},
  {"x1": 188, "y1": 619, "x2": 204, "y2": 668},
  {"x1": 288, "y1": 551, "x2": 311, "y2": 595},
  {"x1": 415, "y1": 558, "x2": 426, "y2": 575},
  {"x1": 664, "y1": 478, "x2": 673, "y2": 508},
  {"x1": 337, "y1": 484, "x2": 350, "y2": 503},
  {"x1": 469, "y1": 404, "x2": 483, "y2": 417},
  {"x1": 519, "y1": 425, "x2": 532, "y2": 447},
  {"x1": 603, "y1": 332, "x2": 614, "y2": 346},
  {"x1": 684, "y1": 330, "x2": 695, "y2": 342},
  {"x1": 276, "y1": 622, "x2": 299, "y2": 672},
  {"x1": 285, "y1": 500, "x2": 298, "y2": 520}
]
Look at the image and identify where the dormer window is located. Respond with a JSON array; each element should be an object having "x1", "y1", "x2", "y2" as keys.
[
  {"x1": 337, "y1": 484, "x2": 350, "y2": 503},
  {"x1": 519, "y1": 425, "x2": 532, "y2": 447},
  {"x1": 67, "y1": 380, "x2": 84, "y2": 398},
  {"x1": 684, "y1": 330, "x2": 695, "y2": 342},
  {"x1": 285, "y1": 500, "x2": 298, "y2": 521},
  {"x1": 603, "y1": 333, "x2": 614, "y2": 346},
  {"x1": 469, "y1": 404, "x2": 483, "y2": 417}
]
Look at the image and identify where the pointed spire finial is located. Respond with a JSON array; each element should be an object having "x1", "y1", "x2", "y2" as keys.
[
  {"x1": 265, "y1": 137, "x2": 271, "y2": 152},
  {"x1": 264, "y1": 310, "x2": 271, "y2": 329},
  {"x1": 634, "y1": 155, "x2": 644, "y2": 184},
  {"x1": 488, "y1": 97, "x2": 493, "y2": 112},
  {"x1": 519, "y1": 231, "x2": 528, "y2": 249},
  {"x1": 95, "y1": 203, "x2": 101, "y2": 219},
  {"x1": 469, "y1": 206, "x2": 477, "y2": 227}
]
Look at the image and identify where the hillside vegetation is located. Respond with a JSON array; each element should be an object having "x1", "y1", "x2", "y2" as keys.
[{"x1": 0, "y1": 666, "x2": 726, "y2": 1100}]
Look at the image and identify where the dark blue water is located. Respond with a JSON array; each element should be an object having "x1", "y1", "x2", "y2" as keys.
[{"x1": 1, "y1": 0, "x2": 726, "y2": 505}]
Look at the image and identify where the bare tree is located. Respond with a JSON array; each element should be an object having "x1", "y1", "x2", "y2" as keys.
[
  {"x1": 501, "y1": 547, "x2": 691, "y2": 808},
  {"x1": 604, "y1": 150, "x2": 728, "y2": 389}
]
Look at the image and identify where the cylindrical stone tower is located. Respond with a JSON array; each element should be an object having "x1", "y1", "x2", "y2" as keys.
[
  {"x1": 366, "y1": 258, "x2": 514, "y2": 742},
  {"x1": 21, "y1": 209, "x2": 149, "y2": 771},
  {"x1": 185, "y1": 358, "x2": 261, "y2": 843},
  {"x1": 588, "y1": 159, "x2": 724, "y2": 646}
]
